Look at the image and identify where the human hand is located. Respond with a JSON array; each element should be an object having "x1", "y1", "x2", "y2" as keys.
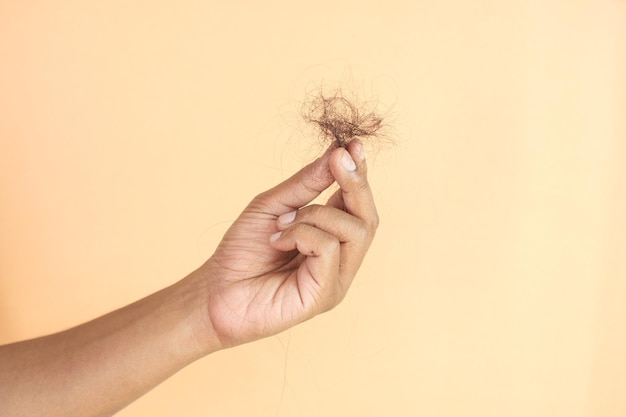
[
  {"x1": 198, "y1": 140, "x2": 379, "y2": 350},
  {"x1": 0, "y1": 140, "x2": 376, "y2": 417}
]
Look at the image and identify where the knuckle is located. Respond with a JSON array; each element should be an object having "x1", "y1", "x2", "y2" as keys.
[
  {"x1": 251, "y1": 190, "x2": 279, "y2": 212},
  {"x1": 354, "y1": 222, "x2": 370, "y2": 242},
  {"x1": 326, "y1": 236, "x2": 341, "y2": 252},
  {"x1": 281, "y1": 222, "x2": 303, "y2": 241},
  {"x1": 355, "y1": 178, "x2": 371, "y2": 193},
  {"x1": 370, "y1": 213, "x2": 380, "y2": 231},
  {"x1": 301, "y1": 179, "x2": 320, "y2": 198},
  {"x1": 360, "y1": 214, "x2": 379, "y2": 240},
  {"x1": 306, "y1": 204, "x2": 325, "y2": 219},
  {"x1": 252, "y1": 190, "x2": 270, "y2": 205},
  {"x1": 290, "y1": 222, "x2": 308, "y2": 235}
]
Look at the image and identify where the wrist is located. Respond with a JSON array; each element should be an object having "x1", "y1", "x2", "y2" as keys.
[{"x1": 177, "y1": 268, "x2": 223, "y2": 356}]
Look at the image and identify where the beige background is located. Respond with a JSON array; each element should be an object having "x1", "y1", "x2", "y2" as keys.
[{"x1": 1, "y1": 1, "x2": 625, "y2": 416}]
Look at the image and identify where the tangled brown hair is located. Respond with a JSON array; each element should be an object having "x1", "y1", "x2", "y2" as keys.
[{"x1": 302, "y1": 89, "x2": 384, "y2": 148}]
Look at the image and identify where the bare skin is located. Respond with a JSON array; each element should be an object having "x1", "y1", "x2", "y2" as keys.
[{"x1": 0, "y1": 140, "x2": 378, "y2": 417}]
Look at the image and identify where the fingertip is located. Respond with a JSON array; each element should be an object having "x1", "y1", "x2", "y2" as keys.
[
  {"x1": 328, "y1": 140, "x2": 376, "y2": 220},
  {"x1": 329, "y1": 141, "x2": 368, "y2": 181},
  {"x1": 340, "y1": 149, "x2": 357, "y2": 172},
  {"x1": 348, "y1": 139, "x2": 366, "y2": 162},
  {"x1": 278, "y1": 211, "x2": 296, "y2": 225},
  {"x1": 269, "y1": 231, "x2": 282, "y2": 242},
  {"x1": 330, "y1": 146, "x2": 355, "y2": 174}
]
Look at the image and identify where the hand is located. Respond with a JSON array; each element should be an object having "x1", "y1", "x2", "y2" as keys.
[
  {"x1": 198, "y1": 140, "x2": 379, "y2": 349},
  {"x1": 0, "y1": 141, "x2": 378, "y2": 417}
]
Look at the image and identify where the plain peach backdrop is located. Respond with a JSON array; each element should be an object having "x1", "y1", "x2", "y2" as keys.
[{"x1": 1, "y1": 1, "x2": 625, "y2": 416}]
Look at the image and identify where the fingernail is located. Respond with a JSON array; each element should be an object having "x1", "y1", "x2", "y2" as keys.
[
  {"x1": 353, "y1": 141, "x2": 365, "y2": 161},
  {"x1": 278, "y1": 211, "x2": 296, "y2": 224},
  {"x1": 340, "y1": 150, "x2": 356, "y2": 172},
  {"x1": 269, "y1": 231, "x2": 282, "y2": 242}
]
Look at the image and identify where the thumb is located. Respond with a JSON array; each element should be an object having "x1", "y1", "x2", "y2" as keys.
[{"x1": 254, "y1": 147, "x2": 336, "y2": 214}]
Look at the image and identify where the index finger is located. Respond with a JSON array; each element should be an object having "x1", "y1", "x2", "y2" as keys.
[{"x1": 328, "y1": 140, "x2": 379, "y2": 231}]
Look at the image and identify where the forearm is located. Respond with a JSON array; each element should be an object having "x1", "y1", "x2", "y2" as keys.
[{"x1": 0, "y1": 272, "x2": 214, "y2": 417}]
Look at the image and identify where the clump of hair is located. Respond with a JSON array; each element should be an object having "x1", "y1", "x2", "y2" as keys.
[{"x1": 303, "y1": 90, "x2": 384, "y2": 148}]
